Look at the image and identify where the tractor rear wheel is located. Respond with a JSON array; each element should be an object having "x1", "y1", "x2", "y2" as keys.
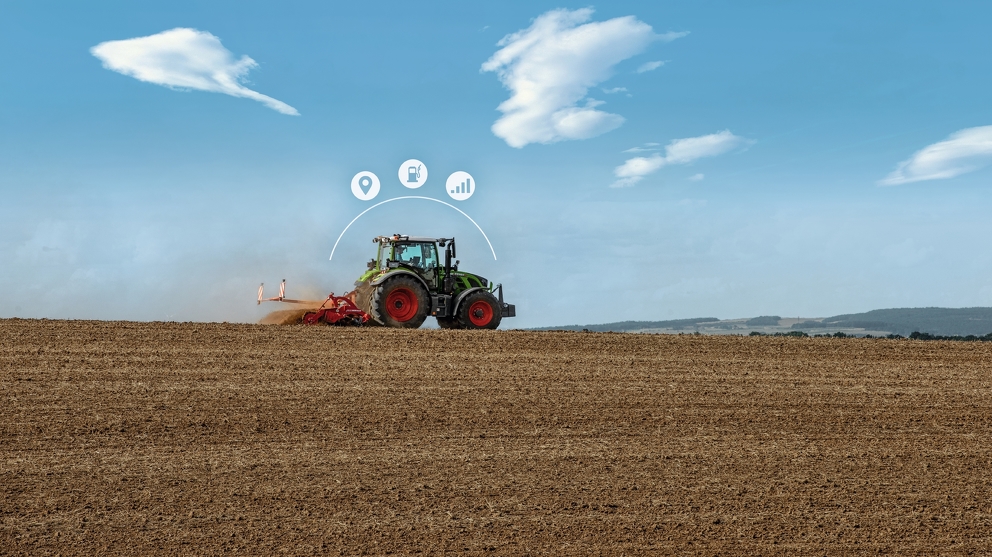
[
  {"x1": 458, "y1": 291, "x2": 502, "y2": 330},
  {"x1": 372, "y1": 276, "x2": 429, "y2": 328}
]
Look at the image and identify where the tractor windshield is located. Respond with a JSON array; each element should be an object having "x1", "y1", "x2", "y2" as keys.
[
  {"x1": 377, "y1": 243, "x2": 392, "y2": 268},
  {"x1": 393, "y1": 242, "x2": 437, "y2": 271}
]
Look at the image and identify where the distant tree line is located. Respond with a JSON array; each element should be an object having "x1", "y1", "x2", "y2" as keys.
[
  {"x1": 530, "y1": 317, "x2": 720, "y2": 332},
  {"x1": 749, "y1": 330, "x2": 807, "y2": 337},
  {"x1": 750, "y1": 330, "x2": 992, "y2": 341},
  {"x1": 907, "y1": 331, "x2": 992, "y2": 342}
]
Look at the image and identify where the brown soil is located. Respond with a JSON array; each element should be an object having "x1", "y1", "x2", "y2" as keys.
[
  {"x1": 2, "y1": 319, "x2": 991, "y2": 555},
  {"x1": 257, "y1": 307, "x2": 318, "y2": 325}
]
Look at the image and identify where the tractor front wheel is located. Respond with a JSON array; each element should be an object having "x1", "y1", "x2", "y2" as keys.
[
  {"x1": 372, "y1": 276, "x2": 429, "y2": 328},
  {"x1": 458, "y1": 291, "x2": 502, "y2": 330}
]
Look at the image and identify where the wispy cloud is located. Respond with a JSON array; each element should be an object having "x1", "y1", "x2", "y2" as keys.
[
  {"x1": 481, "y1": 8, "x2": 686, "y2": 148},
  {"x1": 622, "y1": 142, "x2": 661, "y2": 153},
  {"x1": 688, "y1": 173, "x2": 705, "y2": 181},
  {"x1": 603, "y1": 87, "x2": 628, "y2": 94},
  {"x1": 91, "y1": 28, "x2": 299, "y2": 115},
  {"x1": 637, "y1": 60, "x2": 666, "y2": 73},
  {"x1": 880, "y1": 126, "x2": 992, "y2": 185},
  {"x1": 658, "y1": 32, "x2": 689, "y2": 42},
  {"x1": 611, "y1": 130, "x2": 750, "y2": 187}
]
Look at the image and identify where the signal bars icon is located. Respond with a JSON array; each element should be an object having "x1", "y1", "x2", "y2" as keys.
[
  {"x1": 451, "y1": 177, "x2": 472, "y2": 195},
  {"x1": 445, "y1": 171, "x2": 475, "y2": 201}
]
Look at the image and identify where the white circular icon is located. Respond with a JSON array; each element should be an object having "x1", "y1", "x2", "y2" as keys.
[
  {"x1": 446, "y1": 171, "x2": 475, "y2": 201},
  {"x1": 350, "y1": 171, "x2": 380, "y2": 201},
  {"x1": 399, "y1": 159, "x2": 427, "y2": 189}
]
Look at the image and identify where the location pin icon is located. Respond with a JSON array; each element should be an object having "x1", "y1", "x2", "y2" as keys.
[{"x1": 351, "y1": 171, "x2": 380, "y2": 201}]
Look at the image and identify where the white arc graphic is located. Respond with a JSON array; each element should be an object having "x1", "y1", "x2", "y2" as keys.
[{"x1": 329, "y1": 196, "x2": 497, "y2": 261}]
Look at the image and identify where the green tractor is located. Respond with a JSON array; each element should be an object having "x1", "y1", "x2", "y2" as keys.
[{"x1": 351, "y1": 234, "x2": 515, "y2": 329}]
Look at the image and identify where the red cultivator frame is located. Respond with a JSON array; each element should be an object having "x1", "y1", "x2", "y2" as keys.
[
  {"x1": 300, "y1": 295, "x2": 369, "y2": 326},
  {"x1": 257, "y1": 280, "x2": 370, "y2": 326}
]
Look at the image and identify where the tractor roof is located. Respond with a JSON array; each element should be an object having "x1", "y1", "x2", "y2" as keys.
[{"x1": 374, "y1": 235, "x2": 442, "y2": 244}]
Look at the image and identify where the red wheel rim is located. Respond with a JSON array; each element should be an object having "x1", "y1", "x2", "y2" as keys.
[
  {"x1": 468, "y1": 300, "x2": 494, "y2": 327},
  {"x1": 385, "y1": 287, "x2": 418, "y2": 322}
]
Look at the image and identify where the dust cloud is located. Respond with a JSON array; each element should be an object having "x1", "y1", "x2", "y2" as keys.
[{"x1": 258, "y1": 299, "x2": 327, "y2": 325}]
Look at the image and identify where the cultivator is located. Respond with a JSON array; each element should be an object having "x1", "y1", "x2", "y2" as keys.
[{"x1": 257, "y1": 280, "x2": 370, "y2": 326}]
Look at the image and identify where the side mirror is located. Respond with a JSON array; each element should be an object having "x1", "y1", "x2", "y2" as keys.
[{"x1": 367, "y1": 259, "x2": 376, "y2": 269}]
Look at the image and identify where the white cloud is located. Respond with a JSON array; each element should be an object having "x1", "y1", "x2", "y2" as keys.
[
  {"x1": 481, "y1": 9, "x2": 686, "y2": 148},
  {"x1": 611, "y1": 130, "x2": 750, "y2": 187},
  {"x1": 688, "y1": 173, "x2": 705, "y2": 181},
  {"x1": 91, "y1": 28, "x2": 299, "y2": 115},
  {"x1": 880, "y1": 126, "x2": 992, "y2": 185},
  {"x1": 663, "y1": 131, "x2": 751, "y2": 164},
  {"x1": 603, "y1": 87, "x2": 628, "y2": 94},
  {"x1": 637, "y1": 60, "x2": 666, "y2": 73},
  {"x1": 658, "y1": 32, "x2": 689, "y2": 42},
  {"x1": 622, "y1": 142, "x2": 664, "y2": 153}
]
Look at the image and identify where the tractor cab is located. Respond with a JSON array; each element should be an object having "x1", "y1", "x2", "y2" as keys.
[
  {"x1": 372, "y1": 237, "x2": 440, "y2": 290},
  {"x1": 352, "y1": 234, "x2": 515, "y2": 329}
]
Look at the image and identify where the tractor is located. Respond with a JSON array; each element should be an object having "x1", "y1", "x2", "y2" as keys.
[
  {"x1": 352, "y1": 235, "x2": 514, "y2": 329},
  {"x1": 257, "y1": 234, "x2": 515, "y2": 329}
]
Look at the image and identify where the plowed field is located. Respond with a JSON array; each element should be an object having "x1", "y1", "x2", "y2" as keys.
[{"x1": 2, "y1": 319, "x2": 992, "y2": 555}]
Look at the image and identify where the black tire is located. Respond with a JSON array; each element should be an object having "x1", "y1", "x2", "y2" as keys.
[
  {"x1": 352, "y1": 280, "x2": 374, "y2": 315},
  {"x1": 458, "y1": 291, "x2": 502, "y2": 330},
  {"x1": 350, "y1": 281, "x2": 382, "y2": 327},
  {"x1": 371, "y1": 275, "x2": 430, "y2": 328},
  {"x1": 436, "y1": 315, "x2": 465, "y2": 329}
]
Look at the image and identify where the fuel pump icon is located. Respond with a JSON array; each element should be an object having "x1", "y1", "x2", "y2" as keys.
[
  {"x1": 407, "y1": 165, "x2": 422, "y2": 184},
  {"x1": 398, "y1": 159, "x2": 428, "y2": 189}
]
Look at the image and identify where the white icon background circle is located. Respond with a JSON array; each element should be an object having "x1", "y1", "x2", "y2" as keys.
[
  {"x1": 446, "y1": 171, "x2": 476, "y2": 201},
  {"x1": 351, "y1": 171, "x2": 380, "y2": 201},
  {"x1": 398, "y1": 159, "x2": 428, "y2": 189}
]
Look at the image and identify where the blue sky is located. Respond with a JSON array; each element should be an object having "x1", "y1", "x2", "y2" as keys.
[{"x1": 2, "y1": 1, "x2": 992, "y2": 327}]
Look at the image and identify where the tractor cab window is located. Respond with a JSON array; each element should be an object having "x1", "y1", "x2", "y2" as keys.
[
  {"x1": 419, "y1": 243, "x2": 438, "y2": 272},
  {"x1": 393, "y1": 242, "x2": 437, "y2": 271},
  {"x1": 378, "y1": 243, "x2": 392, "y2": 268}
]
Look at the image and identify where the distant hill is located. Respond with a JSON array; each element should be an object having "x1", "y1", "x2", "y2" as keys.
[
  {"x1": 746, "y1": 315, "x2": 782, "y2": 326},
  {"x1": 529, "y1": 317, "x2": 719, "y2": 333},
  {"x1": 530, "y1": 308, "x2": 992, "y2": 336},
  {"x1": 791, "y1": 307, "x2": 992, "y2": 336}
]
